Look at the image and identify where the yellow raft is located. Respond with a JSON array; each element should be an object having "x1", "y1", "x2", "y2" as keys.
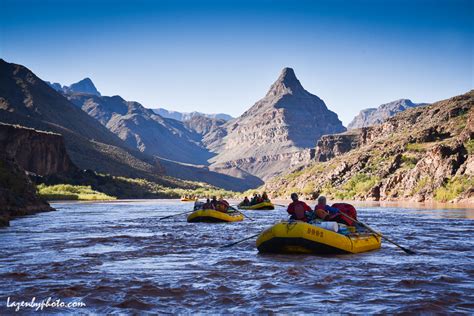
[
  {"x1": 256, "y1": 221, "x2": 381, "y2": 254},
  {"x1": 238, "y1": 201, "x2": 275, "y2": 210},
  {"x1": 187, "y1": 209, "x2": 244, "y2": 223},
  {"x1": 181, "y1": 198, "x2": 197, "y2": 202}
]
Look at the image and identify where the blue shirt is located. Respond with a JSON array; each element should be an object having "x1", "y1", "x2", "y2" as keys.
[{"x1": 316, "y1": 204, "x2": 340, "y2": 215}]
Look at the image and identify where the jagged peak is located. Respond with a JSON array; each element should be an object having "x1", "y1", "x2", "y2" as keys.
[
  {"x1": 68, "y1": 77, "x2": 101, "y2": 96},
  {"x1": 266, "y1": 67, "x2": 307, "y2": 97}
]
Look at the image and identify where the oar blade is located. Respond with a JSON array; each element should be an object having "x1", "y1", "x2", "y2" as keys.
[{"x1": 402, "y1": 247, "x2": 416, "y2": 255}]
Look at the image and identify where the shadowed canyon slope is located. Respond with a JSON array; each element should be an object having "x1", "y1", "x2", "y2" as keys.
[
  {"x1": 67, "y1": 93, "x2": 213, "y2": 165},
  {"x1": 0, "y1": 59, "x2": 261, "y2": 191},
  {"x1": 0, "y1": 59, "x2": 165, "y2": 180},
  {"x1": 65, "y1": 88, "x2": 262, "y2": 190},
  {"x1": 206, "y1": 67, "x2": 346, "y2": 180},
  {"x1": 263, "y1": 90, "x2": 474, "y2": 203}
]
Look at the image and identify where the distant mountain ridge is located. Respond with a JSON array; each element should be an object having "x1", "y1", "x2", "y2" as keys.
[
  {"x1": 152, "y1": 108, "x2": 233, "y2": 122},
  {"x1": 62, "y1": 84, "x2": 262, "y2": 190},
  {"x1": 47, "y1": 78, "x2": 101, "y2": 96},
  {"x1": 348, "y1": 99, "x2": 428, "y2": 129},
  {"x1": 66, "y1": 93, "x2": 213, "y2": 165}
]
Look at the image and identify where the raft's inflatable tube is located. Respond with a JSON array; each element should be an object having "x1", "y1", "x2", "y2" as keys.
[
  {"x1": 187, "y1": 209, "x2": 244, "y2": 223},
  {"x1": 256, "y1": 221, "x2": 381, "y2": 254},
  {"x1": 238, "y1": 201, "x2": 275, "y2": 210}
]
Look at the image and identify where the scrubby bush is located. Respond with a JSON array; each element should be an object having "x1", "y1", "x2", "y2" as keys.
[
  {"x1": 405, "y1": 143, "x2": 428, "y2": 152},
  {"x1": 37, "y1": 184, "x2": 116, "y2": 200},
  {"x1": 465, "y1": 139, "x2": 474, "y2": 154},
  {"x1": 401, "y1": 154, "x2": 418, "y2": 169},
  {"x1": 435, "y1": 176, "x2": 474, "y2": 202}
]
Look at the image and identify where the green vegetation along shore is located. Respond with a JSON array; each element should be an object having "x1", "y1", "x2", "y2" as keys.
[{"x1": 36, "y1": 171, "x2": 237, "y2": 201}]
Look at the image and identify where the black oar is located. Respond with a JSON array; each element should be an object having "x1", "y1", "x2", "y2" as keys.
[
  {"x1": 338, "y1": 212, "x2": 416, "y2": 255},
  {"x1": 158, "y1": 210, "x2": 194, "y2": 220},
  {"x1": 229, "y1": 205, "x2": 254, "y2": 221},
  {"x1": 220, "y1": 233, "x2": 260, "y2": 248}
]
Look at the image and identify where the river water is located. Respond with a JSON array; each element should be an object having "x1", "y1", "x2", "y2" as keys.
[{"x1": 0, "y1": 200, "x2": 473, "y2": 314}]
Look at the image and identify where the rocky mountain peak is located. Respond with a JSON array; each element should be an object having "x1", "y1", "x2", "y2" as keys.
[
  {"x1": 206, "y1": 67, "x2": 345, "y2": 180},
  {"x1": 266, "y1": 67, "x2": 307, "y2": 97},
  {"x1": 67, "y1": 78, "x2": 101, "y2": 96}
]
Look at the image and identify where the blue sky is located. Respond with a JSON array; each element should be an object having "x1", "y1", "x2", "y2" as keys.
[{"x1": 1, "y1": 0, "x2": 472, "y2": 125}]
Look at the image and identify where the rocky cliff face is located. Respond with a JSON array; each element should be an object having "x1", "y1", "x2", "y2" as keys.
[
  {"x1": 315, "y1": 128, "x2": 375, "y2": 162},
  {"x1": 206, "y1": 67, "x2": 346, "y2": 180},
  {"x1": 0, "y1": 152, "x2": 54, "y2": 227},
  {"x1": 348, "y1": 99, "x2": 427, "y2": 129},
  {"x1": 0, "y1": 123, "x2": 77, "y2": 176},
  {"x1": 263, "y1": 90, "x2": 474, "y2": 203}
]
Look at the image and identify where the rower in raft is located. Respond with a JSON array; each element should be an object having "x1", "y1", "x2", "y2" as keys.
[
  {"x1": 187, "y1": 196, "x2": 244, "y2": 223},
  {"x1": 238, "y1": 191, "x2": 275, "y2": 210},
  {"x1": 255, "y1": 193, "x2": 381, "y2": 254}
]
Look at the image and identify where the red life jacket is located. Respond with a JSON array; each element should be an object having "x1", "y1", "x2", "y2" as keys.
[
  {"x1": 287, "y1": 201, "x2": 311, "y2": 221},
  {"x1": 331, "y1": 203, "x2": 357, "y2": 226}
]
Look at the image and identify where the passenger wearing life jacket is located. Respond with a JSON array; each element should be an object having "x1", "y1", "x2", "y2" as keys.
[
  {"x1": 240, "y1": 197, "x2": 250, "y2": 206},
  {"x1": 314, "y1": 196, "x2": 340, "y2": 219},
  {"x1": 250, "y1": 193, "x2": 258, "y2": 205},
  {"x1": 202, "y1": 198, "x2": 214, "y2": 210},
  {"x1": 287, "y1": 193, "x2": 312, "y2": 222},
  {"x1": 210, "y1": 196, "x2": 218, "y2": 209},
  {"x1": 215, "y1": 197, "x2": 230, "y2": 212},
  {"x1": 315, "y1": 196, "x2": 357, "y2": 226},
  {"x1": 262, "y1": 192, "x2": 269, "y2": 202}
]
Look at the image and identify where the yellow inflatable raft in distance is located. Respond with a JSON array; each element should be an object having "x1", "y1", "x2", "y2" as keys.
[
  {"x1": 238, "y1": 201, "x2": 275, "y2": 210},
  {"x1": 181, "y1": 198, "x2": 197, "y2": 202},
  {"x1": 256, "y1": 221, "x2": 381, "y2": 254},
  {"x1": 187, "y1": 209, "x2": 244, "y2": 223}
]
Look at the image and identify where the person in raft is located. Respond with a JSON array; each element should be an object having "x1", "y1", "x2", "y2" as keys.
[
  {"x1": 314, "y1": 196, "x2": 340, "y2": 220},
  {"x1": 250, "y1": 193, "x2": 258, "y2": 205},
  {"x1": 240, "y1": 196, "x2": 251, "y2": 206},
  {"x1": 315, "y1": 197, "x2": 358, "y2": 225},
  {"x1": 202, "y1": 198, "x2": 215, "y2": 210},
  {"x1": 210, "y1": 196, "x2": 218, "y2": 208},
  {"x1": 287, "y1": 193, "x2": 312, "y2": 222},
  {"x1": 261, "y1": 192, "x2": 269, "y2": 202},
  {"x1": 213, "y1": 197, "x2": 230, "y2": 212}
]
